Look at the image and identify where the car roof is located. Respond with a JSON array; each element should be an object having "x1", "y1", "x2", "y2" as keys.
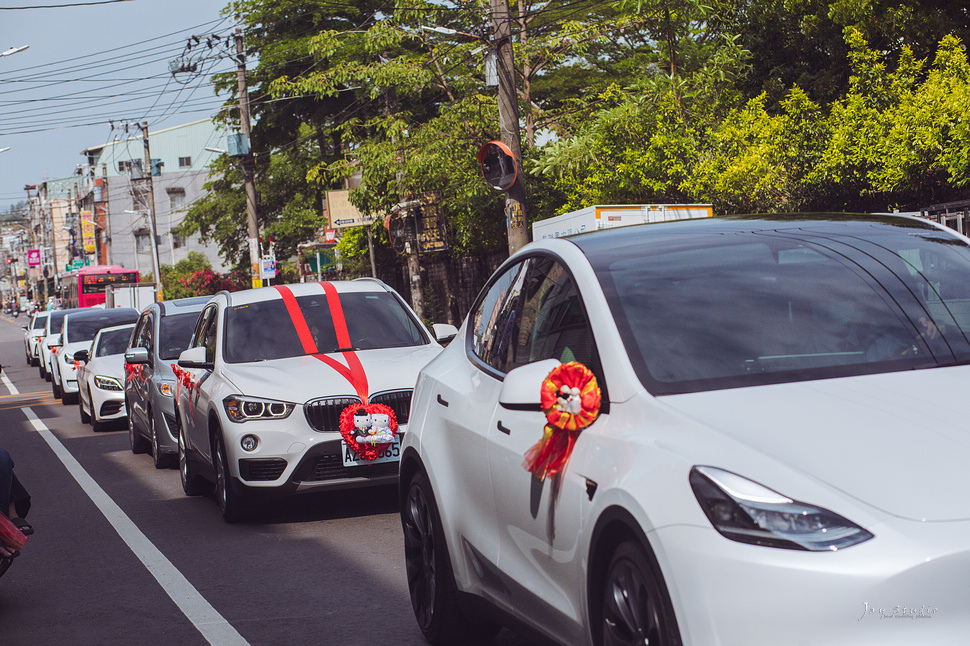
[
  {"x1": 96, "y1": 322, "x2": 137, "y2": 335},
  {"x1": 222, "y1": 278, "x2": 392, "y2": 307},
  {"x1": 157, "y1": 295, "x2": 212, "y2": 317},
  {"x1": 65, "y1": 307, "x2": 140, "y2": 324},
  {"x1": 564, "y1": 212, "x2": 943, "y2": 263}
]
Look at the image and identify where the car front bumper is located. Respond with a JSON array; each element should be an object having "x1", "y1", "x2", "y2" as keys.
[{"x1": 655, "y1": 517, "x2": 969, "y2": 646}]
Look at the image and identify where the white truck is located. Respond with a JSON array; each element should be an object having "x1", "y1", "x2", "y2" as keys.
[
  {"x1": 105, "y1": 283, "x2": 157, "y2": 311},
  {"x1": 531, "y1": 203, "x2": 713, "y2": 240}
]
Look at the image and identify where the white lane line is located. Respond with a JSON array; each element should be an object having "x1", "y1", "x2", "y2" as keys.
[{"x1": 5, "y1": 373, "x2": 248, "y2": 645}]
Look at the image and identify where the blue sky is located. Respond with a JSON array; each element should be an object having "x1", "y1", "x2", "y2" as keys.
[{"x1": 0, "y1": 0, "x2": 236, "y2": 213}]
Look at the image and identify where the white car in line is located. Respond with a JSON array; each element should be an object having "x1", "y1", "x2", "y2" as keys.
[
  {"x1": 76, "y1": 323, "x2": 137, "y2": 431},
  {"x1": 39, "y1": 308, "x2": 77, "y2": 381},
  {"x1": 400, "y1": 213, "x2": 970, "y2": 646},
  {"x1": 50, "y1": 308, "x2": 139, "y2": 403},
  {"x1": 174, "y1": 279, "x2": 457, "y2": 522},
  {"x1": 23, "y1": 310, "x2": 50, "y2": 367}
]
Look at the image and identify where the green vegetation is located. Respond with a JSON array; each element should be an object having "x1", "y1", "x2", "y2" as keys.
[{"x1": 181, "y1": 0, "x2": 970, "y2": 275}]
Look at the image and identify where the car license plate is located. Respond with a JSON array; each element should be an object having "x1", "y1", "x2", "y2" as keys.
[{"x1": 342, "y1": 438, "x2": 402, "y2": 467}]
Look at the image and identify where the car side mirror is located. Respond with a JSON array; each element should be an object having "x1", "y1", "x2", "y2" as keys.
[
  {"x1": 125, "y1": 347, "x2": 149, "y2": 365},
  {"x1": 74, "y1": 349, "x2": 90, "y2": 363},
  {"x1": 178, "y1": 346, "x2": 213, "y2": 370},
  {"x1": 22, "y1": 325, "x2": 29, "y2": 331},
  {"x1": 432, "y1": 323, "x2": 459, "y2": 346},
  {"x1": 499, "y1": 358, "x2": 560, "y2": 410}
]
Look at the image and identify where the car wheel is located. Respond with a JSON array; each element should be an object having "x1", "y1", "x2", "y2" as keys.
[
  {"x1": 213, "y1": 432, "x2": 247, "y2": 523},
  {"x1": 78, "y1": 391, "x2": 91, "y2": 424},
  {"x1": 39, "y1": 363, "x2": 45, "y2": 379},
  {"x1": 62, "y1": 385, "x2": 77, "y2": 405},
  {"x1": 128, "y1": 408, "x2": 149, "y2": 452},
  {"x1": 600, "y1": 541, "x2": 681, "y2": 646},
  {"x1": 179, "y1": 419, "x2": 211, "y2": 497},
  {"x1": 51, "y1": 377, "x2": 61, "y2": 399},
  {"x1": 403, "y1": 470, "x2": 494, "y2": 644},
  {"x1": 150, "y1": 411, "x2": 173, "y2": 469}
]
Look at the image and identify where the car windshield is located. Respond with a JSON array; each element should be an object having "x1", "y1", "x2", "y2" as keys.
[
  {"x1": 159, "y1": 312, "x2": 202, "y2": 360},
  {"x1": 32, "y1": 315, "x2": 47, "y2": 330},
  {"x1": 96, "y1": 327, "x2": 133, "y2": 357},
  {"x1": 586, "y1": 217, "x2": 970, "y2": 394},
  {"x1": 47, "y1": 310, "x2": 69, "y2": 332},
  {"x1": 223, "y1": 291, "x2": 427, "y2": 363},
  {"x1": 67, "y1": 312, "x2": 139, "y2": 344}
]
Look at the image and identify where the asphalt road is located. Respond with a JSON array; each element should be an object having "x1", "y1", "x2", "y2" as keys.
[{"x1": 0, "y1": 313, "x2": 539, "y2": 646}]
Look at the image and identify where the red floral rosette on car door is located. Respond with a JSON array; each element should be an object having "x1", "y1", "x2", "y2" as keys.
[{"x1": 523, "y1": 361, "x2": 601, "y2": 480}]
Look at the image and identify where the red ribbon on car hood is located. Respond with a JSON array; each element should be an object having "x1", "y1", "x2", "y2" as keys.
[{"x1": 274, "y1": 283, "x2": 370, "y2": 404}]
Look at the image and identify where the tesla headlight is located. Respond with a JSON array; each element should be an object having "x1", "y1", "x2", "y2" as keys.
[
  {"x1": 690, "y1": 466, "x2": 873, "y2": 551},
  {"x1": 94, "y1": 375, "x2": 124, "y2": 391},
  {"x1": 223, "y1": 395, "x2": 294, "y2": 423}
]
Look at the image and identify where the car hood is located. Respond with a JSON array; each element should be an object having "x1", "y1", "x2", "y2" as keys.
[
  {"x1": 218, "y1": 344, "x2": 442, "y2": 404},
  {"x1": 86, "y1": 354, "x2": 125, "y2": 380},
  {"x1": 661, "y1": 365, "x2": 970, "y2": 522}
]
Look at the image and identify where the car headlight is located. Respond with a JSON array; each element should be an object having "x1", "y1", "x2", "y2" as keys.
[
  {"x1": 156, "y1": 380, "x2": 175, "y2": 397},
  {"x1": 690, "y1": 466, "x2": 874, "y2": 551},
  {"x1": 223, "y1": 395, "x2": 294, "y2": 423},
  {"x1": 94, "y1": 375, "x2": 124, "y2": 392}
]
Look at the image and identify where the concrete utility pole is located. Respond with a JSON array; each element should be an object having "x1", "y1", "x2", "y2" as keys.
[
  {"x1": 138, "y1": 122, "x2": 163, "y2": 301},
  {"x1": 490, "y1": 0, "x2": 529, "y2": 254},
  {"x1": 234, "y1": 28, "x2": 262, "y2": 289}
]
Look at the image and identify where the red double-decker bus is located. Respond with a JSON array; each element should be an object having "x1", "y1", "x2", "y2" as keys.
[{"x1": 62, "y1": 265, "x2": 139, "y2": 309}]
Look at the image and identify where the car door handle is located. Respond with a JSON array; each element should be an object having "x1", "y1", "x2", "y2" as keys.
[
  {"x1": 497, "y1": 421, "x2": 511, "y2": 435},
  {"x1": 436, "y1": 394, "x2": 449, "y2": 407}
]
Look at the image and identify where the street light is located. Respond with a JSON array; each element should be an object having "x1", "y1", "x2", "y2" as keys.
[{"x1": 0, "y1": 45, "x2": 28, "y2": 58}]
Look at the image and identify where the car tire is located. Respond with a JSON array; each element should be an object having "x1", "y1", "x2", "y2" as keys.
[
  {"x1": 402, "y1": 470, "x2": 494, "y2": 644},
  {"x1": 599, "y1": 541, "x2": 681, "y2": 646},
  {"x1": 213, "y1": 432, "x2": 247, "y2": 523},
  {"x1": 128, "y1": 408, "x2": 149, "y2": 452},
  {"x1": 62, "y1": 385, "x2": 77, "y2": 405},
  {"x1": 150, "y1": 411, "x2": 173, "y2": 470},
  {"x1": 179, "y1": 420, "x2": 212, "y2": 497},
  {"x1": 79, "y1": 392, "x2": 91, "y2": 424},
  {"x1": 51, "y1": 377, "x2": 61, "y2": 399}
]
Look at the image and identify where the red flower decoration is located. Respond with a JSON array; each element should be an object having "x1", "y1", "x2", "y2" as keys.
[
  {"x1": 338, "y1": 402, "x2": 398, "y2": 461},
  {"x1": 524, "y1": 361, "x2": 601, "y2": 480}
]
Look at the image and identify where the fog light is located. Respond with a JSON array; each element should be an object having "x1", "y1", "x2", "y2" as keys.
[{"x1": 240, "y1": 435, "x2": 258, "y2": 452}]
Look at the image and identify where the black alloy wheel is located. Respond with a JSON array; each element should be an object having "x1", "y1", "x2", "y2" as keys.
[
  {"x1": 128, "y1": 406, "x2": 149, "y2": 451},
  {"x1": 178, "y1": 419, "x2": 211, "y2": 496},
  {"x1": 601, "y1": 541, "x2": 680, "y2": 646},
  {"x1": 402, "y1": 470, "x2": 491, "y2": 644},
  {"x1": 78, "y1": 390, "x2": 91, "y2": 424},
  {"x1": 213, "y1": 432, "x2": 246, "y2": 523},
  {"x1": 150, "y1": 412, "x2": 172, "y2": 469}
]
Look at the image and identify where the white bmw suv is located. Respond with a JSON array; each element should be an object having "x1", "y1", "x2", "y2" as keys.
[{"x1": 175, "y1": 279, "x2": 456, "y2": 522}]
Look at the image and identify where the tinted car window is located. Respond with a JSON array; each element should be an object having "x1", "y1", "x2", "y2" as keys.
[
  {"x1": 32, "y1": 315, "x2": 47, "y2": 330},
  {"x1": 587, "y1": 218, "x2": 970, "y2": 394},
  {"x1": 468, "y1": 261, "x2": 528, "y2": 373},
  {"x1": 96, "y1": 327, "x2": 134, "y2": 357},
  {"x1": 159, "y1": 312, "x2": 202, "y2": 360},
  {"x1": 223, "y1": 292, "x2": 427, "y2": 364},
  {"x1": 67, "y1": 312, "x2": 139, "y2": 343}
]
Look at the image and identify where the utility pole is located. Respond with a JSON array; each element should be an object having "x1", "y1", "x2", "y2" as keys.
[
  {"x1": 138, "y1": 122, "x2": 163, "y2": 301},
  {"x1": 235, "y1": 28, "x2": 262, "y2": 289},
  {"x1": 490, "y1": 0, "x2": 529, "y2": 254},
  {"x1": 385, "y1": 85, "x2": 425, "y2": 321}
]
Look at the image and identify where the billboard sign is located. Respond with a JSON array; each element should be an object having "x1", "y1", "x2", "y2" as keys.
[
  {"x1": 27, "y1": 249, "x2": 40, "y2": 267},
  {"x1": 326, "y1": 190, "x2": 377, "y2": 229}
]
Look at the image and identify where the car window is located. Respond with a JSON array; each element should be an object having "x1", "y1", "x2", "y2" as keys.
[
  {"x1": 31, "y1": 315, "x2": 47, "y2": 330},
  {"x1": 159, "y1": 311, "x2": 203, "y2": 360},
  {"x1": 222, "y1": 292, "x2": 427, "y2": 364},
  {"x1": 468, "y1": 261, "x2": 529, "y2": 374},
  {"x1": 594, "y1": 224, "x2": 970, "y2": 394},
  {"x1": 201, "y1": 308, "x2": 219, "y2": 364},
  {"x1": 96, "y1": 327, "x2": 134, "y2": 357},
  {"x1": 517, "y1": 257, "x2": 603, "y2": 381},
  {"x1": 66, "y1": 313, "x2": 138, "y2": 344},
  {"x1": 189, "y1": 305, "x2": 215, "y2": 349}
]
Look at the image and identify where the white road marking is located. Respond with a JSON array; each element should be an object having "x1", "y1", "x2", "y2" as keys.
[{"x1": 3, "y1": 371, "x2": 248, "y2": 645}]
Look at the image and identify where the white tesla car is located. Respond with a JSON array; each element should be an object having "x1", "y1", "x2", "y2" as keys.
[
  {"x1": 400, "y1": 214, "x2": 968, "y2": 646},
  {"x1": 76, "y1": 322, "x2": 136, "y2": 431},
  {"x1": 174, "y1": 279, "x2": 457, "y2": 522}
]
